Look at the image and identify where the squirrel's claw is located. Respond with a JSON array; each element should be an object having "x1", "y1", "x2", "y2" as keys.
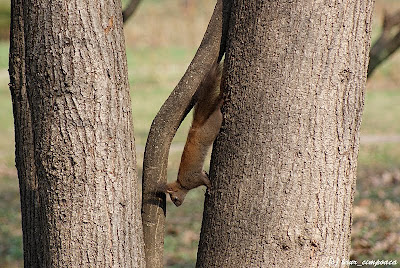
[{"x1": 203, "y1": 170, "x2": 212, "y2": 193}]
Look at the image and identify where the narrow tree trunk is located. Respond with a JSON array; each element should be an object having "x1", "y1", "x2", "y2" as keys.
[
  {"x1": 197, "y1": 1, "x2": 374, "y2": 267},
  {"x1": 9, "y1": 0, "x2": 39, "y2": 265},
  {"x1": 141, "y1": 1, "x2": 226, "y2": 267},
  {"x1": 9, "y1": 0, "x2": 145, "y2": 266}
]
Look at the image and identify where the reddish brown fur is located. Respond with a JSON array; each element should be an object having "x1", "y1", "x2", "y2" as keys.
[{"x1": 164, "y1": 62, "x2": 223, "y2": 206}]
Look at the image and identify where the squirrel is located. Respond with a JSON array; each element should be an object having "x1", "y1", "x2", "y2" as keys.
[{"x1": 161, "y1": 62, "x2": 223, "y2": 206}]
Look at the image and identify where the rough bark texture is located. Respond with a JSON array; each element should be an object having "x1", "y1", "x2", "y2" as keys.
[
  {"x1": 9, "y1": 0, "x2": 39, "y2": 266},
  {"x1": 141, "y1": 1, "x2": 229, "y2": 267},
  {"x1": 197, "y1": 1, "x2": 374, "y2": 267},
  {"x1": 9, "y1": 0, "x2": 145, "y2": 267}
]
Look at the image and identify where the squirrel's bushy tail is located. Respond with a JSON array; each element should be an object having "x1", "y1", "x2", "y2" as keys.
[{"x1": 193, "y1": 62, "x2": 223, "y2": 127}]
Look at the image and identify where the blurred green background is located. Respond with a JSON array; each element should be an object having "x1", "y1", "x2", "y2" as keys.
[{"x1": 1, "y1": 0, "x2": 400, "y2": 267}]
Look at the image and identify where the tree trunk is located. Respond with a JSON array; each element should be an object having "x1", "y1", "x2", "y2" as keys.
[
  {"x1": 9, "y1": 0, "x2": 145, "y2": 267},
  {"x1": 197, "y1": 1, "x2": 374, "y2": 267},
  {"x1": 9, "y1": 0, "x2": 39, "y2": 265}
]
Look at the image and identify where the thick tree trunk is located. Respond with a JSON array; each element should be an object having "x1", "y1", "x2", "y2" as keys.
[
  {"x1": 9, "y1": 0, "x2": 145, "y2": 267},
  {"x1": 197, "y1": 1, "x2": 374, "y2": 267}
]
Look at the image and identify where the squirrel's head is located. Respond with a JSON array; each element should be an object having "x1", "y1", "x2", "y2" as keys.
[{"x1": 160, "y1": 182, "x2": 188, "y2": 207}]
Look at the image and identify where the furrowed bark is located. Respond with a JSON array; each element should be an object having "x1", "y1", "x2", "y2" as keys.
[
  {"x1": 9, "y1": 0, "x2": 40, "y2": 265},
  {"x1": 197, "y1": 1, "x2": 374, "y2": 267},
  {"x1": 10, "y1": 0, "x2": 145, "y2": 266}
]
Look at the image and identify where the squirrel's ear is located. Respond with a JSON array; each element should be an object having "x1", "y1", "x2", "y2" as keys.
[{"x1": 165, "y1": 183, "x2": 174, "y2": 193}]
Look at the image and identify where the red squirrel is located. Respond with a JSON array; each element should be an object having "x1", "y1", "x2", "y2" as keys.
[{"x1": 162, "y1": 63, "x2": 223, "y2": 206}]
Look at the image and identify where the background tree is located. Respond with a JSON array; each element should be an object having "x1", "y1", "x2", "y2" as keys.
[
  {"x1": 123, "y1": 0, "x2": 142, "y2": 23},
  {"x1": 368, "y1": 9, "x2": 400, "y2": 77},
  {"x1": 197, "y1": 1, "x2": 374, "y2": 267},
  {"x1": 9, "y1": 0, "x2": 145, "y2": 266}
]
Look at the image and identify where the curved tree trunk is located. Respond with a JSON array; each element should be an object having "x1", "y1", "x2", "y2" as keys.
[
  {"x1": 140, "y1": 1, "x2": 227, "y2": 267},
  {"x1": 197, "y1": 1, "x2": 374, "y2": 267},
  {"x1": 9, "y1": 0, "x2": 145, "y2": 266}
]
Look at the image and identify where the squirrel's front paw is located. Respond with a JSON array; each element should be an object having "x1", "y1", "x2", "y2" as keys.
[
  {"x1": 205, "y1": 187, "x2": 212, "y2": 196},
  {"x1": 203, "y1": 171, "x2": 212, "y2": 193}
]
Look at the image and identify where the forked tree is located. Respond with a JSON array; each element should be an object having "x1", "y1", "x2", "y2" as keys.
[
  {"x1": 9, "y1": 0, "x2": 145, "y2": 266},
  {"x1": 10, "y1": 0, "x2": 375, "y2": 267},
  {"x1": 142, "y1": 0, "x2": 375, "y2": 267}
]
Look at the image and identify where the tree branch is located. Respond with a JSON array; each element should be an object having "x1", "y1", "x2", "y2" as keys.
[
  {"x1": 141, "y1": 0, "x2": 229, "y2": 267},
  {"x1": 122, "y1": 0, "x2": 142, "y2": 23},
  {"x1": 9, "y1": 0, "x2": 41, "y2": 265},
  {"x1": 368, "y1": 9, "x2": 400, "y2": 78}
]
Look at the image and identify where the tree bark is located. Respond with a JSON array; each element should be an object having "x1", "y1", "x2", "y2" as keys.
[
  {"x1": 9, "y1": 0, "x2": 145, "y2": 267},
  {"x1": 9, "y1": 0, "x2": 39, "y2": 265},
  {"x1": 197, "y1": 1, "x2": 374, "y2": 267}
]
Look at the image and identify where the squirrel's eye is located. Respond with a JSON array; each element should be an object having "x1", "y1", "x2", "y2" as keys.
[{"x1": 173, "y1": 197, "x2": 179, "y2": 202}]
